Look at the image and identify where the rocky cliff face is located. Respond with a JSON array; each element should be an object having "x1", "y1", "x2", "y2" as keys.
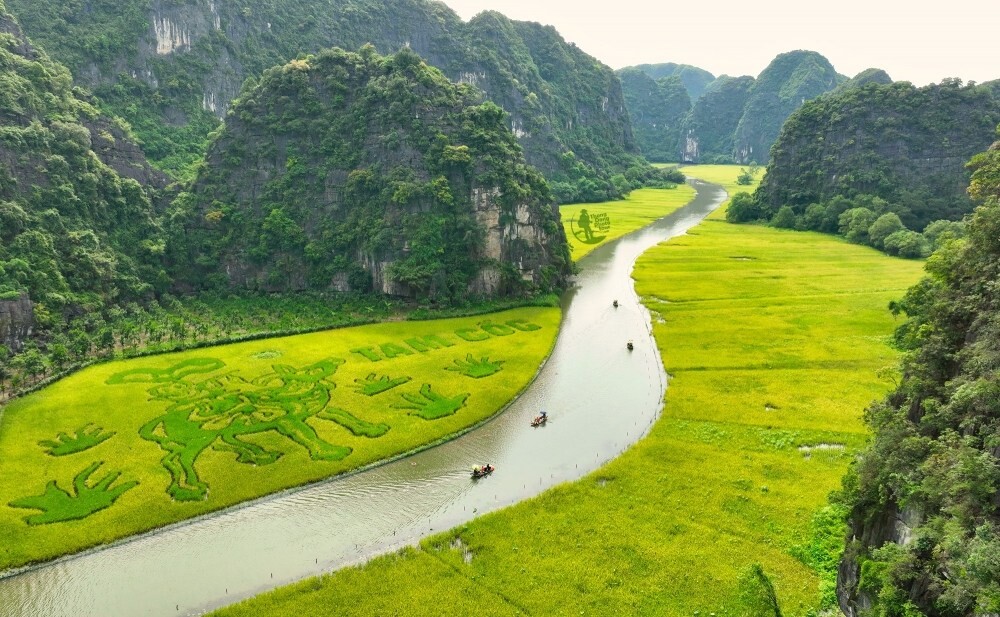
[
  {"x1": 169, "y1": 47, "x2": 570, "y2": 300},
  {"x1": 0, "y1": 294, "x2": 32, "y2": 351},
  {"x1": 617, "y1": 69, "x2": 691, "y2": 161},
  {"x1": 732, "y1": 50, "x2": 842, "y2": 164},
  {"x1": 678, "y1": 75, "x2": 755, "y2": 163},
  {"x1": 837, "y1": 503, "x2": 925, "y2": 616},
  {"x1": 6, "y1": 0, "x2": 641, "y2": 193}
]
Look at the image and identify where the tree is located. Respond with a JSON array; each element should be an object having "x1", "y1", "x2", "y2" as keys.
[
  {"x1": 839, "y1": 207, "x2": 877, "y2": 244},
  {"x1": 801, "y1": 203, "x2": 827, "y2": 231},
  {"x1": 771, "y1": 205, "x2": 797, "y2": 229},
  {"x1": 48, "y1": 341, "x2": 69, "y2": 372},
  {"x1": 68, "y1": 328, "x2": 91, "y2": 358},
  {"x1": 883, "y1": 230, "x2": 928, "y2": 258},
  {"x1": 736, "y1": 162, "x2": 761, "y2": 186},
  {"x1": 727, "y1": 193, "x2": 764, "y2": 223},
  {"x1": 13, "y1": 347, "x2": 48, "y2": 384},
  {"x1": 923, "y1": 219, "x2": 965, "y2": 249},
  {"x1": 0, "y1": 344, "x2": 10, "y2": 389},
  {"x1": 868, "y1": 213, "x2": 905, "y2": 249}
]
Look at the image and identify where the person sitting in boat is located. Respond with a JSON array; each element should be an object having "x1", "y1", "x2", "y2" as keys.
[{"x1": 540, "y1": 411, "x2": 547, "y2": 420}]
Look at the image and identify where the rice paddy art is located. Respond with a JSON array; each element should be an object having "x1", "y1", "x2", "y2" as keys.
[
  {"x1": 393, "y1": 384, "x2": 470, "y2": 420},
  {"x1": 353, "y1": 373, "x2": 412, "y2": 396},
  {"x1": 38, "y1": 424, "x2": 116, "y2": 457},
  {"x1": 445, "y1": 354, "x2": 505, "y2": 379},
  {"x1": 0, "y1": 307, "x2": 559, "y2": 569},
  {"x1": 118, "y1": 357, "x2": 368, "y2": 502},
  {"x1": 10, "y1": 462, "x2": 139, "y2": 525},
  {"x1": 569, "y1": 209, "x2": 611, "y2": 245}
]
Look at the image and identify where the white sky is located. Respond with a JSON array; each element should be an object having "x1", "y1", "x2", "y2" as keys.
[{"x1": 439, "y1": 0, "x2": 1000, "y2": 86}]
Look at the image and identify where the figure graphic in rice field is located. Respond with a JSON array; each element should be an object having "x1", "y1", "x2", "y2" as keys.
[
  {"x1": 108, "y1": 358, "x2": 387, "y2": 502},
  {"x1": 578, "y1": 209, "x2": 594, "y2": 242}
]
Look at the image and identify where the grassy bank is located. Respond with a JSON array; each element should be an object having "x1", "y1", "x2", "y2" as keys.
[
  {"x1": 0, "y1": 307, "x2": 560, "y2": 571},
  {"x1": 560, "y1": 186, "x2": 696, "y2": 261},
  {"x1": 679, "y1": 163, "x2": 760, "y2": 196},
  {"x1": 213, "y1": 187, "x2": 923, "y2": 615}
]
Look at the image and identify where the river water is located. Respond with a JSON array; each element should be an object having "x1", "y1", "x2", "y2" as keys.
[{"x1": 0, "y1": 180, "x2": 725, "y2": 617}]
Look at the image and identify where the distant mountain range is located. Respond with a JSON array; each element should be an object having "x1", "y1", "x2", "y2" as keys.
[{"x1": 619, "y1": 51, "x2": 851, "y2": 164}]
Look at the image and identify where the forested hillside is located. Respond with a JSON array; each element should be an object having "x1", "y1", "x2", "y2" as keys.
[
  {"x1": 623, "y1": 51, "x2": 843, "y2": 164},
  {"x1": 627, "y1": 62, "x2": 716, "y2": 100},
  {"x1": 836, "y1": 68, "x2": 893, "y2": 92},
  {"x1": 616, "y1": 68, "x2": 690, "y2": 161},
  {"x1": 837, "y1": 132, "x2": 1000, "y2": 617},
  {"x1": 757, "y1": 80, "x2": 1000, "y2": 222},
  {"x1": 738, "y1": 80, "x2": 1000, "y2": 258},
  {"x1": 6, "y1": 0, "x2": 645, "y2": 202},
  {"x1": 168, "y1": 47, "x2": 570, "y2": 301},
  {"x1": 0, "y1": 3, "x2": 578, "y2": 397},
  {"x1": 678, "y1": 75, "x2": 755, "y2": 162},
  {"x1": 732, "y1": 50, "x2": 843, "y2": 163},
  {"x1": 0, "y1": 0, "x2": 165, "y2": 348}
]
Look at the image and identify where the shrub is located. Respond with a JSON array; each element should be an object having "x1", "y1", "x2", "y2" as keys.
[
  {"x1": 727, "y1": 193, "x2": 763, "y2": 223},
  {"x1": 868, "y1": 213, "x2": 905, "y2": 249},
  {"x1": 800, "y1": 203, "x2": 827, "y2": 231},
  {"x1": 771, "y1": 205, "x2": 797, "y2": 229},
  {"x1": 839, "y1": 207, "x2": 877, "y2": 245},
  {"x1": 883, "y1": 230, "x2": 929, "y2": 258}
]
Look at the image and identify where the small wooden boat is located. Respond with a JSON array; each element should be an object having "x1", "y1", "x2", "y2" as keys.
[{"x1": 471, "y1": 465, "x2": 495, "y2": 479}]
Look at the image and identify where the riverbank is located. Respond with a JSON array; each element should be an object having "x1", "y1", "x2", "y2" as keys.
[
  {"x1": 1, "y1": 179, "x2": 717, "y2": 617},
  {"x1": 561, "y1": 185, "x2": 696, "y2": 260},
  {"x1": 213, "y1": 176, "x2": 923, "y2": 616},
  {"x1": 0, "y1": 308, "x2": 560, "y2": 572}
]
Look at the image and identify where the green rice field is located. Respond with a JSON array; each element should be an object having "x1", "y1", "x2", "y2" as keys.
[
  {"x1": 0, "y1": 307, "x2": 560, "y2": 571},
  {"x1": 214, "y1": 187, "x2": 924, "y2": 616},
  {"x1": 560, "y1": 186, "x2": 696, "y2": 260}
]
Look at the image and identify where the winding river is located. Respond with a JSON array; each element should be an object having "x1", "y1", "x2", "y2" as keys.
[{"x1": 0, "y1": 180, "x2": 725, "y2": 617}]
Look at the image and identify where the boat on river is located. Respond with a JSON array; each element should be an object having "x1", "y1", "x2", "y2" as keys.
[{"x1": 471, "y1": 464, "x2": 495, "y2": 479}]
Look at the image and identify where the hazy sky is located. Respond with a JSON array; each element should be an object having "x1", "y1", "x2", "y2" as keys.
[{"x1": 439, "y1": 0, "x2": 999, "y2": 86}]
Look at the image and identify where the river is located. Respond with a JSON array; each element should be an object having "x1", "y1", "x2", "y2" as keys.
[{"x1": 0, "y1": 180, "x2": 725, "y2": 617}]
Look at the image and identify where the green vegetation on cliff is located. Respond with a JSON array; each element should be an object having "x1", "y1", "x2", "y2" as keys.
[
  {"x1": 631, "y1": 51, "x2": 844, "y2": 166},
  {"x1": 836, "y1": 68, "x2": 893, "y2": 92},
  {"x1": 0, "y1": 4, "x2": 165, "y2": 325},
  {"x1": 628, "y1": 62, "x2": 717, "y2": 101},
  {"x1": 679, "y1": 76, "x2": 755, "y2": 163},
  {"x1": 837, "y1": 132, "x2": 1000, "y2": 616},
  {"x1": 736, "y1": 80, "x2": 1000, "y2": 260},
  {"x1": 168, "y1": 46, "x2": 570, "y2": 300},
  {"x1": 6, "y1": 0, "x2": 646, "y2": 200},
  {"x1": 617, "y1": 68, "x2": 690, "y2": 161},
  {"x1": 757, "y1": 80, "x2": 1000, "y2": 222},
  {"x1": 733, "y1": 50, "x2": 843, "y2": 164}
]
